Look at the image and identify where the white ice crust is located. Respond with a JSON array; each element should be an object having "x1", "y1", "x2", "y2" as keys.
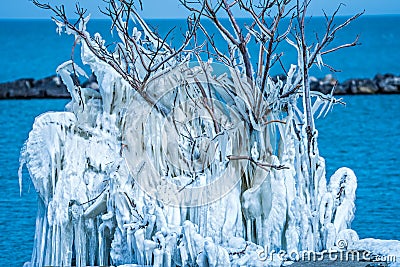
[{"x1": 19, "y1": 15, "x2": 399, "y2": 267}]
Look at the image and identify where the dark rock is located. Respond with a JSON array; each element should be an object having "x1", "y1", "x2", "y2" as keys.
[
  {"x1": 285, "y1": 73, "x2": 399, "y2": 95},
  {"x1": 334, "y1": 82, "x2": 350, "y2": 95},
  {"x1": 374, "y1": 73, "x2": 400, "y2": 94},
  {"x1": 1, "y1": 72, "x2": 400, "y2": 100},
  {"x1": 310, "y1": 80, "x2": 319, "y2": 92},
  {"x1": 0, "y1": 78, "x2": 37, "y2": 98},
  {"x1": 34, "y1": 76, "x2": 69, "y2": 98},
  {"x1": 271, "y1": 74, "x2": 287, "y2": 86},
  {"x1": 81, "y1": 73, "x2": 99, "y2": 90},
  {"x1": 310, "y1": 74, "x2": 339, "y2": 95},
  {"x1": 0, "y1": 75, "x2": 70, "y2": 99},
  {"x1": 354, "y1": 79, "x2": 379, "y2": 94},
  {"x1": 360, "y1": 79, "x2": 380, "y2": 94}
]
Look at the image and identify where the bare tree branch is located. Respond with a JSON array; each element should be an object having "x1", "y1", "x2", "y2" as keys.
[
  {"x1": 227, "y1": 155, "x2": 289, "y2": 171},
  {"x1": 33, "y1": 0, "x2": 203, "y2": 116}
]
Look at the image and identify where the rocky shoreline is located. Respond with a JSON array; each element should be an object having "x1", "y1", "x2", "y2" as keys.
[
  {"x1": 310, "y1": 73, "x2": 400, "y2": 95},
  {"x1": 1, "y1": 73, "x2": 399, "y2": 99}
]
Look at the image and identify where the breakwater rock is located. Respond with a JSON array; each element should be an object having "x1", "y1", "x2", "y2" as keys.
[
  {"x1": 310, "y1": 73, "x2": 400, "y2": 95},
  {"x1": 0, "y1": 76, "x2": 69, "y2": 99},
  {"x1": 1, "y1": 73, "x2": 399, "y2": 99}
]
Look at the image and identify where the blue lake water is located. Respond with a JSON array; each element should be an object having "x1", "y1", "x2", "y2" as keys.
[
  {"x1": 0, "y1": 16, "x2": 399, "y2": 266},
  {"x1": 1, "y1": 16, "x2": 400, "y2": 83}
]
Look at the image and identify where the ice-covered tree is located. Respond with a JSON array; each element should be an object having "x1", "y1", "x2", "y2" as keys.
[{"x1": 20, "y1": 0, "x2": 364, "y2": 266}]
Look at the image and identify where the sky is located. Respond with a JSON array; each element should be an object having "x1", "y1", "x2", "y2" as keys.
[{"x1": 0, "y1": 0, "x2": 399, "y2": 19}]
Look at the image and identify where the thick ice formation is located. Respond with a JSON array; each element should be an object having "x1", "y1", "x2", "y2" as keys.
[{"x1": 18, "y1": 12, "x2": 397, "y2": 267}]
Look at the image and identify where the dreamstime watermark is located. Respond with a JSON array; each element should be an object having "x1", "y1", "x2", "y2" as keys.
[{"x1": 256, "y1": 240, "x2": 397, "y2": 263}]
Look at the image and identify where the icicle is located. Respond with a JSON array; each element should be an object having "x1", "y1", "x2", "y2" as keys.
[{"x1": 52, "y1": 18, "x2": 64, "y2": 35}]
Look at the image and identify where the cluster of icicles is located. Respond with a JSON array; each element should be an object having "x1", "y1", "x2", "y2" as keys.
[{"x1": 18, "y1": 15, "x2": 366, "y2": 267}]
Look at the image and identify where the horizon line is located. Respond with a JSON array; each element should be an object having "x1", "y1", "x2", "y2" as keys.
[{"x1": 1, "y1": 13, "x2": 399, "y2": 21}]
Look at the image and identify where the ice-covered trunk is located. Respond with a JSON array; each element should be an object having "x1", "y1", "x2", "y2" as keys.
[
  {"x1": 279, "y1": 104, "x2": 328, "y2": 253},
  {"x1": 237, "y1": 95, "x2": 358, "y2": 256}
]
